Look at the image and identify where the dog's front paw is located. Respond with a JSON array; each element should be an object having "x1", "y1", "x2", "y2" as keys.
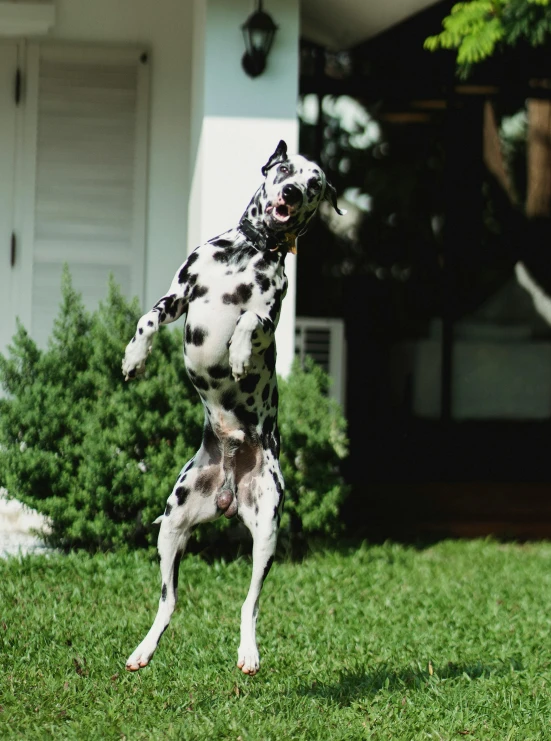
[
  {"x1": 122, "y1": 337, "x2": 151, "y2": 381},
  {"x1": 229, "y1": 336, "x2": 252, "y2": 381},
  {"x1": 237, "y1": 644, "x2": 260, "y2": 675}
]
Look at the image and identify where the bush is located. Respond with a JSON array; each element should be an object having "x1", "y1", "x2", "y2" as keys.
[{"x1": 0, "y1": 268, "x2": 349, "y2": 551}]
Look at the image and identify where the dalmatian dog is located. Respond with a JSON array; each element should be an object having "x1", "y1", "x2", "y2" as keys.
[{"x1": 121, "y1": 140, "x2": 343, "y2": 675}]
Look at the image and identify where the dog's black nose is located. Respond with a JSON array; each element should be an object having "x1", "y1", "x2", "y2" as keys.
[{"x1": 282, "y1": 184, "x2": 302, "y2": 206}]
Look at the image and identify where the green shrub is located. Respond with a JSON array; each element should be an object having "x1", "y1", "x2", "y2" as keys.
[
  {"x1": 0, "y1": 268, "x2": 349, "y2": 551},
  {"x1": 278, "y1": 358, "x2": 349, "y2": 537}
]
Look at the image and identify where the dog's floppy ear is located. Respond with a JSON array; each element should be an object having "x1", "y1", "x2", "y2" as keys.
[
  {"x1": 324, "y1": 180, "x2": 346, "y2": 215},
  {"x1": 262, "y1": 140, "x2": 288, "y2": 177}
]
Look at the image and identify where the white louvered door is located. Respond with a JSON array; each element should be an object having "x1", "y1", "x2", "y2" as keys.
[{"x1": 26, "y1": 44, "x2": 149, "y2": 346}]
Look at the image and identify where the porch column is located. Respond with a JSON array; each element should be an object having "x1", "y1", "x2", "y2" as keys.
[{"x1": 188, "y1": 0, "x2": 300, "y2": 377}]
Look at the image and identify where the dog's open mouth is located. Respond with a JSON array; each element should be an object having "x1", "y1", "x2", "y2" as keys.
[
  {"x1": 275, "y1": 204, "x2": 290, "y2": 221},
  {"x1": 267, "y1": 203, "x2": 292, "y2": 223}
]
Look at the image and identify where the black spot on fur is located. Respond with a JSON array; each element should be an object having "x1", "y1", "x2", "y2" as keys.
[
  {"x1": 173, "y1": 552, "x2": 182, "y2": 593},
  {"x1": 262, "y1": 383, "x2": 270, "y2": 402},
  {"x1": 255, "y1": 272, "x2": 271, "y2": 293},
  {"x1": 161, "y1": 583, "x2": 167, "y2": 601},
  {"x1": 271, "y1": 386, "x2": 279, "y2": 407},
  {"x1": 264, "y1": 343, "x2": 276, "y2": 373},
  {"x1": 192, "y1": 374, "x2": 209, "y2": 391},
  {"x1": 208, "y1": 363, "x2": 230, "y2": 379},
  {"x1": 263, "y1": 414, "x2": 275, "y2": 437},
  {"x1": 164, "y1": 503, "x2": 172, "y2": 516},
  {"x1": 190, "y1": 284, "x2": 209, "y2": 301},
  {"x1": 178, "y1": 251, "x2": 199, "y2": 282},
  {"x1": 222, "y1": 283, "x2": 253, "y2": 305},
  {"x1": 210, "y1": 238, "x2": 233, "y2": 247},
  {"x1": 186, "y1": 326, "x2": 207, "y2": 346},
  {"x1": 176, "y1": 486, "x2": 190, "y2": 505},
  {"x1": 221, "y1": 389, "x2": 237, "y2": 410},
  {"x1": 261, "y1": 555, "x2": 274, "y2": 585},
  {"x1": 270, "y1": 468, "x2": 284, "y2": 497},
  {"x1": 235, "y1": 404, "x2": 258, "y2": 427},
  {"x1": 246, "y1": 395, "x2": 255, "y2": 406},
  {"x1": 239, "y1": 373, "x2": 260, "y2": 394},
  {"x1": 164, "y1": 295, "x2": 179, "y2": 318},
  {"x1": 269, "y1": 299, "x2": 280, "y2": 324},
  {"x1": 147, "y1": 320, "x2": 154, "y2": 327}
]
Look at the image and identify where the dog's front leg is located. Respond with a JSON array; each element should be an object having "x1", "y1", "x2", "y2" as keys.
[
  {"x1": 229, "y1": 312, "x2": 274, "y2": 381},
  {"x1": 122, "y1": 259, "x2": 193, "y2": 380}
]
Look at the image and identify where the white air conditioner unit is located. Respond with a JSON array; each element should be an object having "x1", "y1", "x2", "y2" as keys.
[
  {"x1": 295, "y1": 316, "x2": 347, "y2": 409},
  {"x1": 0, "y1": 1, "x2": 55, "y2": 37}
]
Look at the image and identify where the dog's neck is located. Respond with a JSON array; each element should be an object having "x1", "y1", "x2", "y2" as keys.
[
  {"x1": 238, "y1": 217, "x2": 293, "y2": 253},
  {"x1": 238, "y1": 188, "x2": 292, "y2": 253}
]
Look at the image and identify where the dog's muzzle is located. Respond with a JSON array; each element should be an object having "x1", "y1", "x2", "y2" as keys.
[
  {"x1": 267, "y1": 184, "x2": 304, "y2": 224},
  {"x1": 282, "y1": 183, "x2": 302, "y2": 206}
]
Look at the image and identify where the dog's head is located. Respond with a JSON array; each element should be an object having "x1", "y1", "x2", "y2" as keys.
[{"x1": 259, "y1": 140, "x2": 344, "y2": 236}]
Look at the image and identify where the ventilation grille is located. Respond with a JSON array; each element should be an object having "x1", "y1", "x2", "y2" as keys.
[{"x1": 295, "y1": 317, "x2": 347, "y2": 408}]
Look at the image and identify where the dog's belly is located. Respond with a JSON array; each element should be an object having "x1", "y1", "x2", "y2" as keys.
[
  {"x1": 183, "y1": 303, "x2": 237, "y2": 370},
  {"x1": 200, "y1": 363, "x2": 276, "y2": 441}
]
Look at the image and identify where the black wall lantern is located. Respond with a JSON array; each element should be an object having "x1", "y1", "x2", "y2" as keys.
[{"x1": 241, "y1": 1, "x2": 278, "y2": 78}]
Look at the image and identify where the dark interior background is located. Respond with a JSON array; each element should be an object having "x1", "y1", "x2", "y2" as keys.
[{"x1": 296, "y1": 0, "x2": 551, "y2": 540}]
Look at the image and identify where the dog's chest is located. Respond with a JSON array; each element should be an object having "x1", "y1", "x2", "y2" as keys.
[
  {"x1": 189, "y1": 243, "x2": 286, "y2": 312},
  {"x1": 183, "y1": 241, "x2": 287, "y2": 363}
]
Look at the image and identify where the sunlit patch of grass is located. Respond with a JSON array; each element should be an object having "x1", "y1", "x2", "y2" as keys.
[{"x1": 2, "y1": 539, "x2": 551, "y2": 739}]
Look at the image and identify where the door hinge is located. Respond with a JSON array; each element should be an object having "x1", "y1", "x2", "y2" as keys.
[
  {"x1": 10, "y1": 233, "x2": 16, "y2": 267},
  {"x1": 14, "y1": 68, "x2": 22, "y2": 106}
]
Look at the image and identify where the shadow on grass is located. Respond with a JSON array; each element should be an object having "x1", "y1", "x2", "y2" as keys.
[{"x1": 295, "y1": 657, "x2": 524, "y2": 707}]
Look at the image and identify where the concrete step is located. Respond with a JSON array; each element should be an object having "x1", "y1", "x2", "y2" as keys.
[{"x1": 0, "y1": 488, "x2": 51, "y2": 557}]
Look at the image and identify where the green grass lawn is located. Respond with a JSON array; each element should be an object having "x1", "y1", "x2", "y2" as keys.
[{"x1": 2, "y1": 539, "x2": 551, "y2": 740}]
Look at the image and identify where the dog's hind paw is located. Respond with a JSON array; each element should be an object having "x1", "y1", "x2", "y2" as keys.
[
  {"x1": 237, "y1": 646, "x2": 260, "y2": 675},
  {"x1": 125, "y1": 643, "x2": 156, "y2": 672}
]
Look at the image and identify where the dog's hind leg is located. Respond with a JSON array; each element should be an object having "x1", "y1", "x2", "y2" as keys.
[
  {"x1": 125, "y1": 444, "x2": 223, "y2": 671},
  {"x1": 236, "y1": 449, "x2": 283, "y2": 675}
]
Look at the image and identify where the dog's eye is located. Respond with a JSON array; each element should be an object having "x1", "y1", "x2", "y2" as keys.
[
  {"x1": 308, "y1": 178, "x2": 322, "y2": 193},
  {"x1": 278, "y1": 165, "x2": 289, "y2": 175}
]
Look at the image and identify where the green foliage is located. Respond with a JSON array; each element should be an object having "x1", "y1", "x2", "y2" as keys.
[
  {"x1": 0, "y1": 268, "x2": 348, "y2": 550},
  {"x1": 425, "y1": 0, "x2": 551, "y2": 73},
  {"x1": 278, "y1": 358, "x2": 350, "y2": 536}
]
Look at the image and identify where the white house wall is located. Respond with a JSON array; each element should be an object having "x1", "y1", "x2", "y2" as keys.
[
  {"x1": 49, "y1": 0, "x2": 194, "y2": 310},
  {"x1": 48, "y1": 0, "x2": 300, "y2": 376},
  {"x1": 189, "y1": 0, "x2": 300, "y2": 375}
]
